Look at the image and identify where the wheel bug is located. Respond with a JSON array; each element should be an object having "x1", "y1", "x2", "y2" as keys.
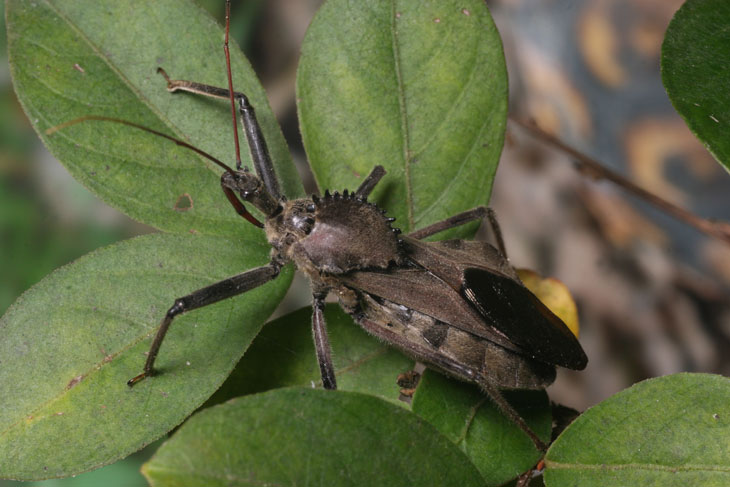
[{"x1": 50, "y1": 1, "x2": 586, "y2": 452}]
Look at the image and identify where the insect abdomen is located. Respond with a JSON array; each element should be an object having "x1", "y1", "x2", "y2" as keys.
[{"x1": 350, "y1": 293, "x2": 556, "y2": 390}]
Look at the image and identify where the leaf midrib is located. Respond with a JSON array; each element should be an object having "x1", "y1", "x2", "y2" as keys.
[
  {"x1": 546, "y1": 461, "x2": 730, "y2": 473},
  {"x1": 389, "y1": 0, "x2": 413, "y2": 229}
]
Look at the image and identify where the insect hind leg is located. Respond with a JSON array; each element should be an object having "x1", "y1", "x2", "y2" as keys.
[{"x1": 478, "y1": 377, "x2": 549, "y2": 451}]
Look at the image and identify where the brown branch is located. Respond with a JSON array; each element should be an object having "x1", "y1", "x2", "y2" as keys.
[{"x1": 510, "y1": 118, "x2": 730, "y2": 246}]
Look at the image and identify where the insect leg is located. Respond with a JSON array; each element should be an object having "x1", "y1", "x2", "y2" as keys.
[
  {"x1": 127, "y1": 262, "x2": 281, "y2": 386},
  {"x1": 312, "y1": 292, "x2": 337, "y2": 389},
  {"x1": 234, "y1": 97, "x2": 281, "y2": 201},
  {"x1": 477, "y1": 377, "x2": 548, "y2": 451},
  {"x1": 157, "y1": 68, "x2": 281, "y2": 201},
  {"x1": 354, "y1": 165, "x2": 386, "y2": 199},
  {"x1": 157, "y1": 67, "x2": 235, "y2": 104},
  {"x1": 486, "y1": 208, "x2": 507, "y2": 257},
  {"x1": 407, "y1": 206, "x2": 507, "y2": 256}
]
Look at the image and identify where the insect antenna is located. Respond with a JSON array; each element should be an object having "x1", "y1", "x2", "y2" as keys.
[
  {"x1": 223, "y1": 0, "x2": 243, "y2": 171},
  {"x1": 46, "y1": 115, "x2": 265, "y2": 228},
  {"x1": 45, "y1": 115, "x2": 237, "y2": 175}
]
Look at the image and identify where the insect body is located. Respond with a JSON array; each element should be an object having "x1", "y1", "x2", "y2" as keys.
[
  {"x1": 58, "y1": 1, "x2": 587, "y2": 452},
  {"x1": 115, "y1": 65, "x2": 587, "y2": 450}
]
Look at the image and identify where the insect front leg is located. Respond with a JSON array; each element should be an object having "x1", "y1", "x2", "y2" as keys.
[
  {"x1": 408, "y1": 206, "x2": 507, "y2": 257},
  {"x1": 312, "y1": 292, "x2": 337, "y2": 389},
  {"x1": 157, "y1": 68, "x2": 281, "y2": 200},
  {"x1": 127, "y1": 262, "x2": 281, "y2": 386}
]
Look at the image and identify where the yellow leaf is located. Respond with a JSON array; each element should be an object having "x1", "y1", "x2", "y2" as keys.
[{"x1": 517, "y1": 269, "x2": 580, "y2": 338}]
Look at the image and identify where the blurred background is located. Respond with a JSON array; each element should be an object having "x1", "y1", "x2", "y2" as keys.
[{"x1": 1, "y1": 0, "x2": 728, "y2": 485}]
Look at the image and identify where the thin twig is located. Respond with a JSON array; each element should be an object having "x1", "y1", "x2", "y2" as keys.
[
  {"x1": 516, "y1": 467, "x2": 537, "y2": 487},
  {"x1": 510, "y1": 117, "x2": 730, "y2": 246}
]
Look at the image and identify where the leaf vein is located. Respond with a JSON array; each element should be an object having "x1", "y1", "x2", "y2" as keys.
[
  {"x1": 546, "y1": 461, "x2": 730, "y2": 473},
  {"x1": 414, "y1": 100, "x2": 495, "y2": 227},
  {"x1": 390, "y1": 0, "x2": 414, "y2": 229}
]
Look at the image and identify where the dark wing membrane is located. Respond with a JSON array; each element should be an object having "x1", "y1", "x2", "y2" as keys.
[{"x1": 461, "y1": 268, "x2": 587, "y2": 370}]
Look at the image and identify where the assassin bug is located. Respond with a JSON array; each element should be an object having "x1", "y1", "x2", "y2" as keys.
[{"x1": 51, "y1": 1, "x2": 586, "y2": 452}]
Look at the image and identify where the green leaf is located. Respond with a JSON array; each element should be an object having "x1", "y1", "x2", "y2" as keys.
[
  {"x1": 0, "y1": 233, "x2": 292, "y2": 480},
  {"x1": 412, "y1": 370, "x2": 550, "y2": 486},
  {"x1": 142, "y1": 388, "x2": 486, "y2": 487},
  {"x1": 544, "y1": 373, "x2": 730, "y2": 486},
  {"x1": 662, "y1": 0, "x2": 730, "y2": 171},
  {"x1": 211, "y1": 306, "x2": 552, "y2": 485},
  {"x1": 297, "y1": 0, "x2": 507, "y2": 235},
  {"x1": 207, "y1": 304, "x2": 415, "y2": 407},
  {"x1": 6, "y1": 0, "x2": 302, "y2": 236}
]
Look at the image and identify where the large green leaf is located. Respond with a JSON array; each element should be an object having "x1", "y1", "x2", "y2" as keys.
[
  {"x1": 6, "y1": 0, "x2": 302, "y2": 236},
  {"x1": 142, "y1": 388, "x2": 486, "y2": 487},
  {"x1": 662, "y1": 0, "x2": 730, "y2": 171},
  {"x1": 544, "y1": 373, "x2": 730, "y2": 486},
  {"x1": 412, "y1": 370, "x2": 551, "y2": 486},
  {"x1": 297, "y1": 0, "x2": 507, "y2": 235},
  {"x1": 0, "y1": 234, "x2": 292, "y2": 480}
]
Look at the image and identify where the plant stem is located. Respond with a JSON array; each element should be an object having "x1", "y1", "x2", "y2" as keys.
[{"x1": 510, "y1": 118, "x2": 730, "y2": 246}]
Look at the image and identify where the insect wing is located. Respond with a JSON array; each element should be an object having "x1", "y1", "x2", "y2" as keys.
[
  {"x1": 340, "y1": 267, "x2": 523, "y2": 354},
  {"x1": 401, "y1": 236, "x2": 587, "y2": 370},
  {"x1": 342, "y1": 269, "x2": 558, "y2": 390},
  {"x1": 461, "y1": 267, "x2": 587, "y2": 370}
]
